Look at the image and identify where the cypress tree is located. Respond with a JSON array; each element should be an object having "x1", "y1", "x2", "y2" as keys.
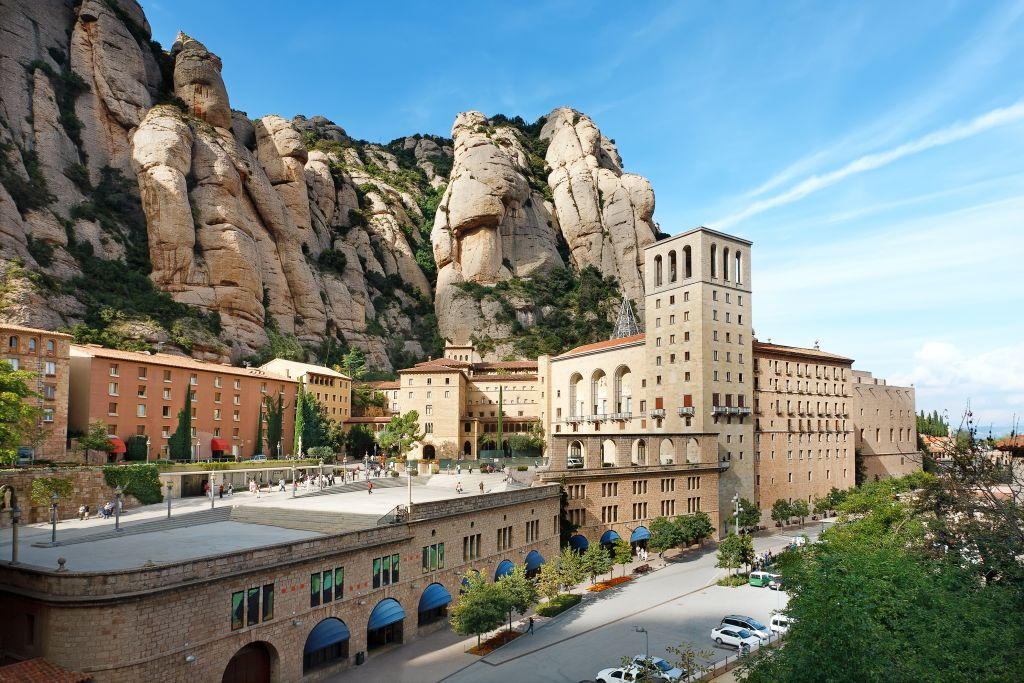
[
  {"x1": 255, "y1": 399, "x2": 265, "y2": 456},
  {"x1": 168, "y1": 386, "x2": 192, "y2": 460},
  {"x1": 293, "y1": 380, "x2": 305, "y2": 456}
]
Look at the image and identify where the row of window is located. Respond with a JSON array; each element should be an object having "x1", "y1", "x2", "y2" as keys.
[
  {"x1": 4, "y1": 358, "x2": 56, "y2": 375},
  {"x1": 6, "y1": 336, "x2": 58, "y2": 353},
  {"x1": 371, "y1": 554, "x2": 400, "y2": 589},
  {"x1": 231, "y1": 584, "x2": 274, "y2": 630}
]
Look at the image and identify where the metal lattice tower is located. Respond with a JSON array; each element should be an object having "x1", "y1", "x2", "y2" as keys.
[{"x1": 611, "y1": 295, "x2": 642, "y2": 339}]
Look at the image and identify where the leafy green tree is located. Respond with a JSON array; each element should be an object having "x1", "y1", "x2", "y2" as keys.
[
  {"x1": 307, "y1": 445, "x2": 335, "y2": 463},
  {"x1": 535, "y1": 561, "x2": 562, "y2": 602},
  {"x1": 582, "y1": 543, "x2": 612, "y2": 583},
  {"x1": 790, "y1": 499, "x2": 810, "y2": 526},
  {"x1": 497, "y1": 564, "x2": 537, "y2": 632},
  {"x1": 737, "y1": 497, "x2": 761, "y2": 532},
  {"x1": 293, "y1": 381, "x2": 306, "y2": 454},
  {"x1": 124, "y1": 434, "x2": 148, "y2": 461},
  {"x1": 264, "y1": 394, "x2": 285, "y2": 458},
  {"x1": 80, "y1": 419, "x2": 115, "y2": 463},
  {"x1": 335, "y1": 347, "x2": 367, "y2": 380},
  {"x1": 294, "y1": 388, "x2": 329, "y2": 453},
  {"x1": 665, "y1": 642, "x2": 715, "y2": 680},
  {"x1": 687, "y1": 512, "x2": 715, "y2": 547},
  {"x1": 771, "y1": 499, "x2": 792, "y2": 526},
  {"x1": 648, "y1": 515, "x2": 679, "y2": 553},
  {"x1": 449, "y1": 572, "x2": 507, "y2": 647},
  {"x1": 167, "y1": 387, "x2": 192, "y2": 460},
  {"x1": 716, "y1": 533, "x2": 744, "y2": 576},
  {"x1": 557, "y1": 547, "x2": 587, "y2": 591},
  {"x1": 29, "y1": 476, "x2": 72, "y2": 506},
  {"x1": 344, "y1": 423, "x2": 376, "y2": 458},
  {"x1": 376, "y1": 411, "x2": 424, "y2": 460},
  {"x1": 612, "y1": 538, "x2": 633, "y2": 576}
]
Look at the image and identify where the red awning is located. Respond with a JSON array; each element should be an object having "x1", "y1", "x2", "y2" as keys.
[
  {"x1": 108, "y1": 437, "x2": 126, "y2": 454},
  {"x1": 211, "y1": 438, "x2": 230, "y2": 452}
]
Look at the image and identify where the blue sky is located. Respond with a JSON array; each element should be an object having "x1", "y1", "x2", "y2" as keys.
[{"x1": 143, "y1": 1, "x2": 1024, "y2": 435}]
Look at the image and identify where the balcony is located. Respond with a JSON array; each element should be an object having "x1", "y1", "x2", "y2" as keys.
[
  {"x1": 567, "y1": 415, "x2": 583, "y2": 423},
  {"x1": 651, "y1": 408, "x2": 666, "y2": 418},
  {"x1": 677, "y1": 406, "x2": 695, "y2": 417},
  {"x1": 711, "y1": 406, "x2": 730, "y2": 415},
  {"x1": 610, "y1": 412, "x2": 633, "y2": 420},
  {"x1": 737, "y1": 406, "x2": 752, "y2": 415}
]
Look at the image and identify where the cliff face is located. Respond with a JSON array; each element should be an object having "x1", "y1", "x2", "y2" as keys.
[{"x1": 0, "y1": 0, "x2": 658, "y2": 369}]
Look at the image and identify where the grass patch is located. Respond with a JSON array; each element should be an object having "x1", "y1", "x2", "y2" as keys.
[
  {"x1": 467, "y1": 629, "x2": 521, "y2": 656},
  {"x1": 588, "y1": 576, "x2": 633, "y2": 592},
  {"x1": 536, "y1": 593, "x2": 582, "y2": 617},
  {"x1": 716, "y1": 573, "x2": 750, "y2": 587}
]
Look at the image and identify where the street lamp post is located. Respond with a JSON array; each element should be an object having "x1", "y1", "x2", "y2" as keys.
[
  {"x1": 634, "y1": 625, "x2": 648, "y2": 661},
  {"x1": 318, "y1": 459, "x2": 324, "y2": 491},
  {"x1": 114, "y1": 485, "x2": 123, "y2": 532},
  {"x1": 407, "y1": 453, "x2": 413, "y2": 510},
  {"x1": 145, "y1": 437, "x2": 151, "y2": 464},
  {"x1": 50, "y1": 493, "x2": 58, "y2": 544},
  {"x1": 166, "y1": 481, "x2": 173, "y2": 519},
  {"x1": 209, "y1": 472, "x2": 215, "y2": 509},
  {"x1": 733, "y1": 494, "x2": 740, "y2": 535},
  {"x1": 10, "y1": 504, "x2": 20, "y2": 563}
]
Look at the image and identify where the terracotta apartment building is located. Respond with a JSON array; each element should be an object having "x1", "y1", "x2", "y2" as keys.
[
  {"x1": 1, "y1": 323, "x2": 71, "y2": 462},
  {"x1": 69, "y1": 345, "x2": 297, "y2": 460}
]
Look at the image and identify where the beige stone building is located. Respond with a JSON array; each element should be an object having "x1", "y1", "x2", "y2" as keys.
[
  {"x1": 260, "y1": 359, "x2": 352, "y2": 423},
  {"x1": 850, "y1": 370, "x2": 920, "y2": 481},
  {"x1": 1, "y1": 324, "x2": 71, "y2": 462},
  {"x1": 752, "y1": 342, "x2": 855, "y2": 519}
]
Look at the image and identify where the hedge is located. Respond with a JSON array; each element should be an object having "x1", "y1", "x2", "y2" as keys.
[
  {"x1": 29, "y1": 476, "x2": 73, "y2": 506},
  {"x1": 103, "y1": 464, "x2": 163, "y2": 504},
  {"x1": 536, "y1": 593, "x2": 581, "y2": 617}
]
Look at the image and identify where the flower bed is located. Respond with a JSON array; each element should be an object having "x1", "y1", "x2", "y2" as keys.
[
  {"x1": 536, "y1": 593, "x2": 582, "y2": 617},
  {"x1": 588, "y1": 576, "x2": 633, "y2": 592},
  {"x1": 467, "y1": 629, "x2": 521, "y2": 656}
]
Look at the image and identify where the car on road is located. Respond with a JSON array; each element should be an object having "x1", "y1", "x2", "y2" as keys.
[
  {"x1": 567, "y1": 456, "x2": 584, "y2": 469},
  {"x1": 720, "y1": 615, "x2": 772, "y2": 641},
  {"x1": 770, "y1": 614, "x2": 790, "y2": 635},
  {"x1": 594, "y1": 664, "x2": 667, "y2": 682},
  {"x1": 768, "y1": 575, "x2": 786, "y2": 590},
  {"x1": 748, "y1": 571, "x2": 778, "y2": 587},
  {"x1": 630, "y1": 655, "x2": 684, "y2": 681},
  {"x1": 250, "y1": 454, "x2": 268, "y2": 462},
  {"x1": 710, "y1": 626, "x2": 761, "y2": 653}
]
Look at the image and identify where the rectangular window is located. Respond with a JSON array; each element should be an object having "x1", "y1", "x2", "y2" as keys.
[
  {"x1": 109, "y1": 363, "x2": 119, "y2": 377},
  {"x1": 372, "y1": 557, "x2": 382, "y2": 588},
  {"x1": 247, "y1": 587, "x2": 260, "y2": 626},
  {"x1": 164, "y1": 369, "x2": 172, "y2": 382},
  {"x1": 231, "y1": 591, "x2": 244, "y2": 630},
  {"x1": 262, "y1": 584, "x2": 274, "y2": 621},
  {"x1": 323, "y1": 568, "x2": 333, "y2": 603},
  {"x1": 310, "y1": 573, "x2": 321, "y2": 607},
  {"x1": 335, "y1": 567, "x2": 345, "y2": 598},
  {"x1": 392, "y1": 553, "x2": 400, "y2": 583}
]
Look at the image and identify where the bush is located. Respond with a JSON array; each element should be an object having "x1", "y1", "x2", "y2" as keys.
[
  {"x1": 517, "y1": 465, "x2": 529, "y2": 471},
  {"x1": 29, "y1": 477, "x2": 73, "y2": 506},
  {"x1": 717, "y1": 573, "x2": 750, "y2": 587},
  {"x1": 26, "y1": 235, "x2": 55, "y2": 267},
  {"x1": 536, "y1": 593, "x2": 581, "y2": 617},
  {"x1": 317, "y1": 248, "x2": 347, "y2": 276},
  {"x1": 102, "y1": 464, "x2": 163, "y2": 505},
  {"x1": 0, "y1": 142, "x2": 54, "y2": 214},
  {"x1": 307, "y1": 445, "x2": 336, "y2": 463},
  {"x1": 389, "y1": 470, "x2": 399, "y2": 477}
]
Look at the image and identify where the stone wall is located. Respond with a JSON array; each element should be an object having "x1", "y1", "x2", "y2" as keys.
[{"x1": 0, "y1": 467, "x2": 141, "y2": 526}]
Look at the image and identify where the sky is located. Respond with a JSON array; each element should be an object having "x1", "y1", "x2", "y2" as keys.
[{"x1": 143, "y1": 0, "x2": 1024, "y2": 435}]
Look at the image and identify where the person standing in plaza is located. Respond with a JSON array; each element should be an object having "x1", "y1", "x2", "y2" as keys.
[
  {"x1": 527, "y1": 617, "x2": 535, "y2": 634},
  {"x1": 479, "y1": 481, "x2": 484, "y2": 494},
  {"x1": 368, "y1": 481, "x2": 374, "y2": 494}
]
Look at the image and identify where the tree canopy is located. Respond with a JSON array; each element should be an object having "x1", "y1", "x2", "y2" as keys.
[
  {"x1": 0, "y1": 360, "x2": 42, "y2": 465},
  {"x1": 376, "y1": 411, "x2": 423, "y2": 459}
]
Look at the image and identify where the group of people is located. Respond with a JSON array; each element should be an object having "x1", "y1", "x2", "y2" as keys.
[
  {"x1": 752, "y1": 549, "x2": 776, "y2": 571},
  {"x1": 76, "y1": 499, "x2": 122, "y2": 520},
  {"x1": 635, "y1": 545, "x2": 650, "y2": 562},
  {"x1": 453, "y1": 481, "x2": 487, "y2": 495}
]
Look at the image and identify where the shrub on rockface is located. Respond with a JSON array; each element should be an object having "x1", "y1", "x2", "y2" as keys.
[{"x1": 102, "y1": 464, "x2": 163, "y2": 505}]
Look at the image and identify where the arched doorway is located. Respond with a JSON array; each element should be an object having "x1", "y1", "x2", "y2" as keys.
[
  {"x1": 602, "y1": 439, "x2": 616, "y2": 467},
  {"x1": 303, "y1": 618, "x2": 350, "y2": 674},
  {"x1": 367, "y1": 598, "x2": 405, "y2": 651},
  {"x1": 524, "y1": 550, "x2": 545, "y2": 579},
  {"x1": 418, "y1": 582, "x2": 452, "y2": 626},
  {"x1": 463, "y1": 441, "x2": 472, "y2": 458},
  {"x1": 422, "y1": 444, "x2": 436, "y2": 460},
  {"x1": 659, "y1": 438, "x2": 674, "y2": 465},
  {"x1": 630, "y1": 526, "x2": 651, "y2": 551},
  {"x1": 222, "y1": 642, "x2": 276, "y2": 683},
  {"x1": 633, "y1": 439, "x2": 647, "y2": 466},
  {"x1": 568, "y1": 440, "x2": 585, "y2": 468},
  {"x1": 686, "y1": 437, "x2": 700, "y2": 464}
]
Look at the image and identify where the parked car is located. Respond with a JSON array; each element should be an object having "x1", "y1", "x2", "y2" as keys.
[
  {"x1": 748, "y1": 571, "x2": 778, "y2": 587},
  {"x1": 720, "y1": 615, "x2": 772, "y2": 641},
  {"x1": 630, "y1": 655, "x2": 684, "y2": 681},
  {"x1": 768, "y1": 575, "x2": 786, "y2": 591},
  {"x1": 710, "y1": 626, "x2": 761, "y2": 653},
  {"x1": 567, "y1": 456, "x2": 584, "y2": 469},
  {"x1": 769, "y1": 613, "x2": 791, "y2": 635},
  {"x1": 250, "y1": 454, "x2": 268, "y2": 462},
  {"x1": 595, "y1": 664, "x2": 668, "y2": 682}
]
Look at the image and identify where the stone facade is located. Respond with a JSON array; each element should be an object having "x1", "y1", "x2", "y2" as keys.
[
  {"x1": 68, "y1": 345, "x2": 297, "y2": 461},
  {"x1": 850, "y1": 371, "x2": 920, "y2": 482},
  {"x1": 0, "y1": 486, "x2": 559, "y2": 682},
  {"x1": 1, "y1": 324, "x2": 71, "y2": 462},
  {"x1": 752, "y1": 342, "x2": 856, "y2": 522},
  {"x1": 0, "y1": 467, "x2": 140, "y2": 526}
]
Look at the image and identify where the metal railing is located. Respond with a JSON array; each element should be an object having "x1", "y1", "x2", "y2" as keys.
[
  {"x1": 691, "y1": 632, "x2": 785, "y2": 681},
  {"x1": 376, "y1": 504, "x2": 408, "y2": 526},
  {"x1": 651, "y1": 409, "x2": 666, "y2": 418},
  {"x1": 677, "y1": 407, "x2": 696, "y2": 416}
]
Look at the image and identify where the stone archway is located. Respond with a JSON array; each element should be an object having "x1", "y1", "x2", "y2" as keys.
[
  {"x1": 223, "y1": 641, "x2": 277, "y2": 683},
  {"x1": 659, "y1": 438, "x2": 674, "y2": 465},
  {"x1": 686, "y1": 437, "x2": 700, "y2": 464},
  {"x1": 602, "y1": 439, "x2": 616, "y2": 467}
]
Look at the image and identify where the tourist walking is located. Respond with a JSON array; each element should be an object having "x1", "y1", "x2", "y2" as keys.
[
  {"x1": 527, "y1": 617, "x2": 535, "y2": 634},
  {"x1": 227, "y1": 483, "x2": 234, "y2": 497},
  {"x1": 218, "y1": 484, "x2": 224, "y2": 499},
  {"x1": 367, "y1": 481, "x2": 374, "y2": 495},
  {"x1": 479, "y1": 481, "x2": 485, "y2": 494},
  {"x1": 456, "y1": 482, "x2": 463, "y2": 494}
]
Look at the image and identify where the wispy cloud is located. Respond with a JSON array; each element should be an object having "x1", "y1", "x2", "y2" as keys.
[{"x1": 713, "y1": 99, "x2": 1024, "y2": 228}]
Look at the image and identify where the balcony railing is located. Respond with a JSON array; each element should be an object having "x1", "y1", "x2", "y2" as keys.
[
  {"x1": 610, "y1": 412, "x2": 633, "y2": 420},
  {"x1": 711, "y1": 406, "x2": 730, "y2": 415},
  {"x1": 651, "y1": 408, "x2": 666, "y2": 418},
  {"x1": 677, "y1": 406, "x2": 695, "y2": 417}
]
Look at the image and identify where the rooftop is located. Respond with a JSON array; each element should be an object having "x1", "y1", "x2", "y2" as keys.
[
  {"x1": 753, "y1": 340, "x2": 854, "y2": 364},
  {"x1": 0, "y1": 322, "x2": 72, "y2": 339},
  {"x1": 556, "y1": 333, "x2": 646, "y2": 359},
  {"x1": 0, "y1": 657, "x2": 89, "y2": 683},
  {"x1": 260, "y1": 358, "x2": 351, "y2": 380},
  {"x1": 71, "y1": 344, "x2": 294, "y2": 381}
]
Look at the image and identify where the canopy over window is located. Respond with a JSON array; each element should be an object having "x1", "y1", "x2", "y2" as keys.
[
  {"x1": 108, "y1": 437, "x2": 126, "y2": 454},
  {"x1": 630, "y1": 527, "x2": 652, "y2": 543},
  {"x1": 418, "y1": 583, "x2": 452, "y2": 613},
  {"x1": 569, "y1": 535, "x2": 589, "y2": 552},
  {"x1": 524, "y1": 550, "x2": 545, "y2": 571},
  {"x1": 367, "y1": 598, "x2": 405, "y2": 631},
  {"x1": 600, "y1": 530, "x2": 621, "y2": 544},
  {"x1": 494, "y1": 560, "x2": 515, "y2": 580},
  {"x1": 304, "y1": 618, "x2": 350, "y2": 654},
  {"x1": 211, "y1": 438, "x2": 230, "y2": 452}
]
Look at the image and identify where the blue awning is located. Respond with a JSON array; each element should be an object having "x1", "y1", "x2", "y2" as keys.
[
  {"x1": 525, "y1": 550, "x2": 545, "y2": 571},
  {"x1": 495, "y1": 559, "x2": 515, "y2": 580},
  {"x1": 569, "y1": 535, "x2": 589, "y2": 552},
  {"x1": 418, "y1": 583, "x2": 452, "y2": 613},
  {"x1": 367, "y1": 598, "x2": 405, "y2": 631},
  {"x1": 600, "y1": 530, "x2": 621, "y2": 544},
  {"x1": 304, "y1": 618, "x2": 350, "y2": 654},
  {"x1": 630, "y1": 526, "x2": 652, "y2": 543}
]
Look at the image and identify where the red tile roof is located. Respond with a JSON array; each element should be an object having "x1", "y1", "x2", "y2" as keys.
[
  {"x1": 0, "y1": 323, "x2": 72, "y2": 338},
  {"x1": 753, "y1": 341, "x2": 854, "y2": 364},
  {"x1": 557, "y1": 334, "x2": 646, "y2": 358},
  {"x1": 0, "y1": 658, "x2": 90, "y2": 683},
  {"x1": 996, "y1": 435, "x2": 1024, "y2": 450},
  {"x1": 71, "y1": 345, "x2": 294, "y2": 381},
  {"x1": 475, "y1": 361, "x2": 538, "y2": 370}
]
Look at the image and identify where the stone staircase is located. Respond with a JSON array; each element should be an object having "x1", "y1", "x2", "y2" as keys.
[
  {"x1": 295, "y1": 476, "x2": 410, "y2": 498},
  {"x1": 33, "y1": 507, "x2": 231, "y2": 547}
]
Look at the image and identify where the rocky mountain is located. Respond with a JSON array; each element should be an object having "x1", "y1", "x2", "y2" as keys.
[{"x1": 0, "y1": 0, "x2": 660, "y2": 371}]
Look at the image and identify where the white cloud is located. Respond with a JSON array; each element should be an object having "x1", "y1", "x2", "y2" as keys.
[
  {"x1": 891, "y1": 341, "x2": 1024, "y2": 434},
  {"x1": 714, "y1": 99, "x2": 1024, "y2": 228}
]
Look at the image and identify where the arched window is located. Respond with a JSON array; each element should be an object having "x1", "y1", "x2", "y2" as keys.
[
  {"x1": 659, "y1": 438, "x2": 674, "y2": 465},
  {"x1": 683, "y1": 245, "x2": 692, "y2": 278},
  {"x1": 8, "y1": 336, "x2": 18, "y2": 349},
  {"x1": 635, "y1": 439, "x2": 647, "y2": 465},
  {"x1": 591, "y1": 370, "x2": 608, "y2": 416},
  {"x1": 722, "y1": 247, "x2": 730, "y2": 281},
  {"x1": 603, "y1": 439, "x2": 616, "y2": 467},
  {"x1": 710, "y1": 245, "x2": 717, "y2": 278},
  {"x1": 28, "y1": 338, "x2": 36, "y2": 352},
  {"x1": 668, "y1": 251, "x2": 677, "y2": 282},
  {"x1": 613, "y1": 366, "x2": 632, "y2": 414},
  {"x1": 734, "y1": 250, "x2": 743, "y2": 284},
  {"x1": 569, "y1": 373, "x2": 583, "y2": 417},
  {"x1": 46, "y1": 339, "x2": 55, "y2": 353},
  {"x1": 654, "y1": 255, "x2": 663, "y2": 287}
]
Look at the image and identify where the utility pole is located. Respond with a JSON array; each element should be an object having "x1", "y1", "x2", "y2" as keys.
[{"x1": 733, "y1": 494, "x2": 740, "y2": 535}]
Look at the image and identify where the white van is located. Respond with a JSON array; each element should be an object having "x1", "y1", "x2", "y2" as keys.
[{"x1": 770, "y1": 614, "x2": 790, "y2": 635}]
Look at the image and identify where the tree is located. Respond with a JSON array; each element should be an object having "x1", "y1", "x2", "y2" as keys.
[
  {"x1": 790, "y1": 499, "x2": 810, "y2": 526},
  {"x1": 254, "y1": 400, "x2": 265, "y2": 456},
  {"x1": 344, "y1": 423, "x2": 375, "y2": 458},
  {"x1": 295, "y1": 389, "x2": 330, "y2": 453},
  {"x1": 335, "y1": 347, "x2": 367, "y2": 380},
  {"x1": 648, "y1": 515, "x2": 679, "y2": 554},
  {"x1": 582, "y1": 544, "x2": 612, "y2": 583},
  {"x1": 449, "y1": 572, "x2": 507, "y2": 647},
  {"x1": 80, "y1": 419, "x2": 115, "y2": 463},
  {"x1": 376, "y1": 411, "x2": 424, "y2": 460},
  {"x1": 264, "y1": 394, "x2": 285, "y2": 457},
  {"x1": 689, "y1": 511, "x2": 715, "y2": 547},
  {"x1": 612, "y1": 538, "x2": 633, "y2": 576},
  {"x1": 307, "y1": 445, "x2": 335, "y2": 463},
  {"x1": 665, "y1": 642, "x2": 715, "y2": 680},
  {"x1": 535, "y1": 561, "x2": 562, "y2": 602},
  {"x1": 737, "y1": 497, "x2": 761, "y2": 532},
  {"x1": 557, "y1": 547, "x2": 587, "y2": 591},
  {"x1": 771, "y1": 499, "x2": 792, "y2": 526},
  {"x1": 497, "y1": 564, "x2": 537, "y2": 632},
  {"x1": 0, "y1": 360, "x2": 42, "y2": 465},
  {"x1": 558, "y1": 475, "x2": 579, "y2": 547},
  {"x1": 293, "y1": 381, "x2": 306, "y2": 454},
  {"x1": 716, "y1": 533, "x2": 742, "y2": 576},
  {"x1": 124, "y1": 434, "x2": 148, "y2": 461},
  {"x1": 167, "y1": 387, "x2": 192, "y2": 460},
  {"x1": 736, "y1": 533, "x2": 756, "y2": 572}
]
